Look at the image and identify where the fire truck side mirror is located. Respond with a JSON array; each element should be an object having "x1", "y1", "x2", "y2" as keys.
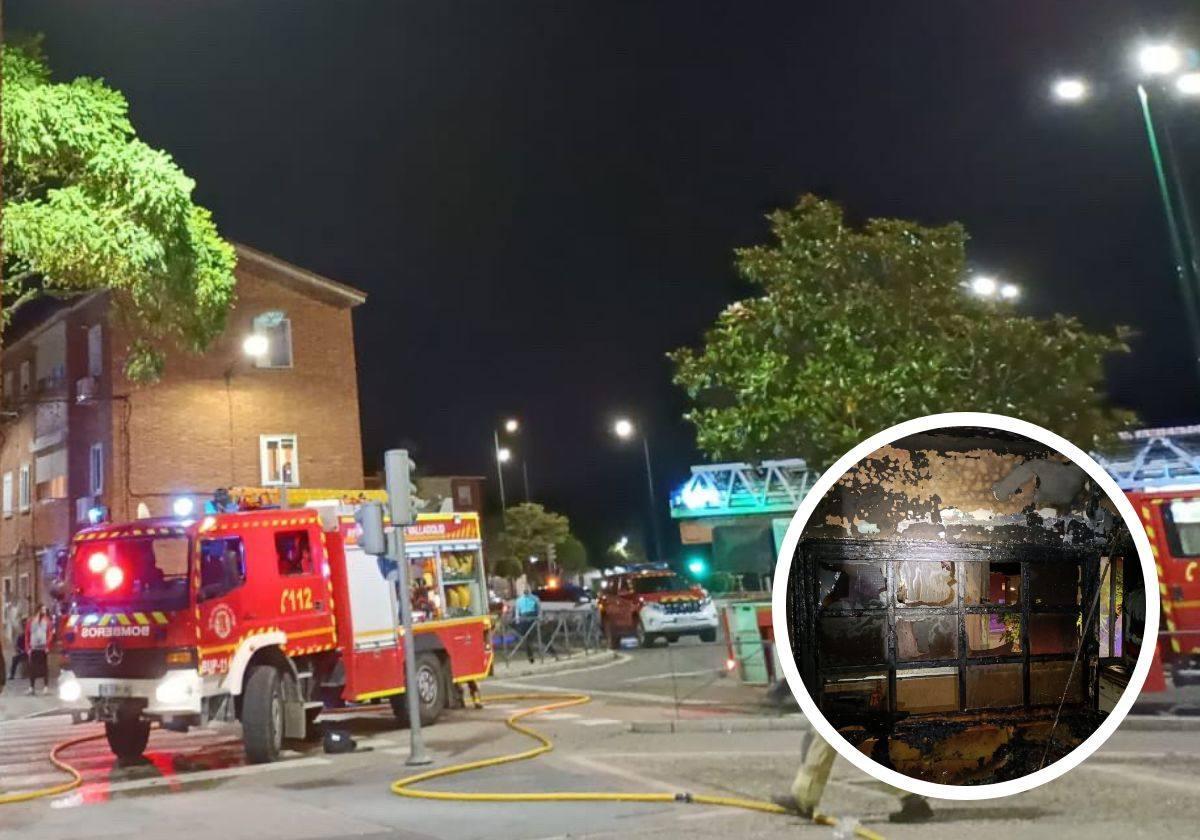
[
  {"x1": 384, "y1": 448, "x2": 417, "y2": 527},
  {"x1": 356, "y1": 501, "x2": 388, "y2": 556}
]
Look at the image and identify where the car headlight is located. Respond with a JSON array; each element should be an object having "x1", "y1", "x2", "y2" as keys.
[
  {"x1": 58, "y1": 677, "x2": 82, "y2": 703},
  {"x1": 155, "y1": 673, "x2": 194, "y2": 706}
]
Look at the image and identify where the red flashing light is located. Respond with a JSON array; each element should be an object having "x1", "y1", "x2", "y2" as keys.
[
  {"x1": 102, "y1": 565, "x2": 125, "y2": 592},
  {"x1": 546, "y1": 577, "x2": 560, "y2": 589},
  {"x1": 87, "y1": 553, "x2": 109, "y2": 574}
]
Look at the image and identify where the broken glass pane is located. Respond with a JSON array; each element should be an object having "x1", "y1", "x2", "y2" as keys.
[
  {"x1": 1029, "y1": 563, "x2": 1079, "y2": 607},
  {"x1": 1029, "y1": 613, "x2": 1080, "y2": 655},
  {"x1": 962, "y1": 560, "x2": 1021, "y2": 606},
  {"x1": 817, "y1": 561, "x2": 886, "y2": 610},
  {"x1": 896, "y1": 615, "x2": 958, "y2": 661},
  {"x1": 966, "y1": 613, "x2": 1021, "y2": 656},
  {"x1": 894, "y1": 560, "x2": 956, "y2": 607}
]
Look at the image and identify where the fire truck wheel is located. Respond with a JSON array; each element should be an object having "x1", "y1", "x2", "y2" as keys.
[
  {"x1": 105, "y1": 716, "x2": 150, "y2": 763},
  {"x1": 389, "y1": 653, "x2": 446, "y2": 727},
  {"x1": 242, "y1": 664, "x2": 284, "y2": 764},
  {"x1": 699, "y1": 629, "x2": 717, "y2": 643}
]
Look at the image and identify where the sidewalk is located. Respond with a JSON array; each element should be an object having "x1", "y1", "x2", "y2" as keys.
[
  {"x1": 490, "y1": 648, "x2": 621, "y2": 680},
  {"x1": 0, "y1": 681, "x2": 65, "y2": 721}
]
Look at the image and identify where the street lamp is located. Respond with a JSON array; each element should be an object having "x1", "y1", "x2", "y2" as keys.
[
  {"x1": 493, "y1": 417, "x2": 530, "y2": 518},
  {"x1": 504, "y1": 418, "x2": 519, "y2": 434},
  {"x1": 1051, "y1": 42, "x2": 1200, "y2": 379},
  {"x1": 242, "y1": 333, "x2": 268, "y2": 358},
  {"x1": 497, "y1": 446, "x2": 512, "y2": 463},
  {"x1": 610, "y1": 417, "x2": 663, "y2": 563},
  {"x1": 966, "y1": 274, "x2": 1020, "y2": 302}
]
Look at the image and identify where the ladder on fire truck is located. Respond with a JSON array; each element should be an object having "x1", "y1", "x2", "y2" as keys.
[
  {"x1": 1092, "y1": 425, "x2": 1200, "y2": 491},
  {"x1": 670, "y1": 459, "x2": 819, "y2": 518}
]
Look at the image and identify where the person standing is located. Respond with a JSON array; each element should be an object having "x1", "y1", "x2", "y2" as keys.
[
  {"x1": 25, "y1": 605, "x2": 53, "y2": 695},
  {"x1": 7, "y1": 609, "x2": 28, "y2": 684},
  {"x1": 513, "y1": 587, "x2": 542, "y2": 663}
]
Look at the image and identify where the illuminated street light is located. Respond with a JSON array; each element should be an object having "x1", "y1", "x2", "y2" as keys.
[
  {"x1": 504, "y1": 418, "x2": 519, "y2": 433},
  {"x1": 496, "y1": 446, "x2": 512, "y2": 464},
  {"x1": 1177, "y1": 72, "x2": 1200, "y2": 96},
  {"x1": 613, "y1": 417, "x2": 635, "y2": 439},
  {"x1": 999, "y1": 283, "x2": 1021, "y2": 301},
  {"x1": 968, "y1": 274, "x2": 998, "y2": 298},
  {"x1": 1138, "y1": 43, "x2": 1182, "y2": 76},
  {"x1": 1052, "y1": 77, "x2": 1089, "y2": 102},
  {"x1": 611, "y1": 416, "x2": 662, "y2": 561},
  {"x1": 242, "y1": 334, "x2": 269, "y2": 357}
]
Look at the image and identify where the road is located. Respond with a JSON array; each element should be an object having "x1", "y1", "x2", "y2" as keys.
[{"x1": 2, "y1": 642, "x2": 1200, "y2": 839}]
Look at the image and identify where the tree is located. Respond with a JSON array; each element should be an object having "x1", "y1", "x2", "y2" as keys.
[
  {"x1": 1, "y1": 39, "x2": 236, "y2": 382},
  {"x1": 669, "y1": 196, "x2": 1136, "y2": 468},
  {"x1": 493, "y1": 503, "x2": 571, "y2": 584},
  {"x1": 554, "y1": 534, "x2": 588, "y2": 574}
]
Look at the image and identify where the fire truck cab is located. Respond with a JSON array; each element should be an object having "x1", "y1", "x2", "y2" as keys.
[{"x1": 55, "y1": 505, "x2": 493, "y2": 764}]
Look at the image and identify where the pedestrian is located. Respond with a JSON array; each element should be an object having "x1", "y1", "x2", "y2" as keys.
[
  {"x1": 8, "y1": 612, "x2": 28, "y2": 684},
  {"x1": 25, "y1": 605, "x2": 53, "y2": 695},
  {"x1": 513, "y1": 586, "x2": 542, "y2": 663},
  {"x1": 776, "y1": 730, "x2": 933, "y2": 823}
]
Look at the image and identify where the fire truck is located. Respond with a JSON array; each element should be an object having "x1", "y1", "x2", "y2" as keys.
[
  {"x1": 1095, "y1": 427, "x2": 1200, "y2": 689},
  {"x1": 54, "y1": 502, "x2": 493, "y2": 764}
]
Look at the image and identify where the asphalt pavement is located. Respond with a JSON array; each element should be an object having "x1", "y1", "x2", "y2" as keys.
[{"x1": 3, "y1": 639, "x2": 1200, "y2": 839}]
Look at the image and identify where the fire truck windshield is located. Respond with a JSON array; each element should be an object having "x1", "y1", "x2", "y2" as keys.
[
  {"x1": 632, "y1": 575, "x2": 689, "y2": 594},
  {"x1": 70, "y1": 536, "x2": 191, "y2": 612},
  {"x1": 1163, "y1": 500, "x2": 1200, "y2": 558}
]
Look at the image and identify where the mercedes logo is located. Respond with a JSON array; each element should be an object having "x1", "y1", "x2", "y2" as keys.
[{"x1": 104, "y1": 642, "x2": 124, "y2": 666}]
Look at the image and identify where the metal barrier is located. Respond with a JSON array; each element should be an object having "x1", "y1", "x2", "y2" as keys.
[{"x1": 494, "y1": 607, "x2": 602, "y2": 664}]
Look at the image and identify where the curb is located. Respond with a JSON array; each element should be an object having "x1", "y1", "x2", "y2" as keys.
[
  {"x1": 492, "y1": 652, "x2": 623, "y2": 679},
  {"x1": 629, "y1": 715, "x2": 809, "y2": 734},
  {"x1": 1120, "y1": 714, "x2": 1200, "y2": 732}
]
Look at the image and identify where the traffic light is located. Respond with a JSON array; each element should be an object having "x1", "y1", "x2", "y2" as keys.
[
  {"x1": 384, "y1": 448, "x2": 418, "y2": 526},
  {"x1": 686, "y1": 556, "x2": 708, "y2": 579},
  {"x1": 355, "y1": 501, "x2": 387, "y2": 556}
]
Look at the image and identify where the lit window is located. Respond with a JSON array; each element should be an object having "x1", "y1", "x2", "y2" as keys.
[
  {"x1": 90, "y1": 443, "x2": 104, "y2": 495},
  {"x1": 260, "y1": 434, "x2": 299, "y2": 486},
  {"x1": 18, "y1": 464, "x2": 32, "y2": 512},
  {"x1": 252, "y1": 311, "x2": 293, "y2": 368}
]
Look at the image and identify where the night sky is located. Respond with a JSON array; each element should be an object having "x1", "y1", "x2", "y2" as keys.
[{"x1": 8, "y1": 1, "x2": 1200, "y2": 558}]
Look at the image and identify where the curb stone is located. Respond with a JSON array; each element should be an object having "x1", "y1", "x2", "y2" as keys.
[{"x1": 629, "y1": 715, "x2": 809, "y2": 734}]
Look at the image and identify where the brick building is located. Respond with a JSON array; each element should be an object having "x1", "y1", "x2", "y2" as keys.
[{"x1": 0, "y1": 244, "x2": 366, "y2": 618}]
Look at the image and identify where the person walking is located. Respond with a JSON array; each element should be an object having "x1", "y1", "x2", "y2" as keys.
[
  {"x1": 25, "y1": 605, "x2": 53, "y2": 695},
  {"x1": 513, "y1": 586, "x2": 542, "y2": 663},
  {"x1": 7, "y1": 610, "x2": 28, "y2": 684}
]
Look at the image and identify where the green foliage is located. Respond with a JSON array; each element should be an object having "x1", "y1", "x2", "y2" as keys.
[
  {"x1": 494, "y1": 503, "x2": 572, "y2": 582},
  {"x1": 669, "y1": 196, "x2": 1136, "y2": 467},
  {"x1": 1, "y1": 38, "x2": 236, "y2": 381},
  {"x1": 554, "y1": 534, "x2": 589, "y2": 573}
]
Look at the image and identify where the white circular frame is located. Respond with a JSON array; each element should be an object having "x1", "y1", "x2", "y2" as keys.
[{"x1": 770, "y1": 411, "x2": 1160, "y2": 800}]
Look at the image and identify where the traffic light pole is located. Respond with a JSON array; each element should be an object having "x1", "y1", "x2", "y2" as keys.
[{"x1": 385, "y1": 449, "x2": 431, "y2": 767}]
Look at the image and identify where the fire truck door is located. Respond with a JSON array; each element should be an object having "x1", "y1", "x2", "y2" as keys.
[{"x1": 196, "y1": 535, "x2": 249, "y2": 675}]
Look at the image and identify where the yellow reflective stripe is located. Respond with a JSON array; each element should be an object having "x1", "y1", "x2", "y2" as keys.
[
  {"x1": 152, "y1": 612, "x2": 169, "y2": 624},
  {"x1": 133, "y1": 612, "x2": 150, "y2": 625},
  {"x1": 115, "y1": 613, "x2": 131, "y2": 626},
  {"x1": 100, "y1": 614, "x2": 114, "y2": 626}
]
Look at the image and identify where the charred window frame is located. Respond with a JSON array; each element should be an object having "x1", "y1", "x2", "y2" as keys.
[{"x1": 793, "y1": 539, "x2": 1100, "y2": 722}]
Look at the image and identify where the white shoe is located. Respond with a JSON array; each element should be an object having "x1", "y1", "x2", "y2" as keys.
[{"x1": 26, "y1": 687, "x2": 35, "y2": 695}]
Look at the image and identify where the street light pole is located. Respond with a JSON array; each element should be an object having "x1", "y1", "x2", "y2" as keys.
[
  {"x1": 1137, "y1": 84, "x2": 1200, "y2": 380},
  {"x1": 492, "y1": 428, "x2": 508, "y2": 519},
  {"x1": 640, "y1": 434, "x2": 663, "y2": 564}
]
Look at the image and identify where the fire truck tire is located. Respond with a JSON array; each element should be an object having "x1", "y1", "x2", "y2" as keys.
[
  {"x1": 699, "y1": 629, "x2": 717, "y2": 643},
  {"x1": 104, "y1": 717, "x2": 150, "y2": 763},
  {"x1": 242, "y1": 664, "x2": 285, "y2": 764},
  {"x1": 390, "y1": 653, "x2": 446, "y2": 727}
]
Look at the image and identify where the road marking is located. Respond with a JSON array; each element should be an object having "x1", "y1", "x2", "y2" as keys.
[
  {"x1": 535, "y1": 712, "x2": 582, "y2": 721},
  {"x1": 574, "y1": 718, "x2": 622, "y2": 727},
  {"x1": 1079, "y1": 761, "x2": 1200, "y2": 793},
  {"x1": 49, "y1": 756, "x2": 334, "y2": 805},
  {"x1": 493, "y1": 680, "x2": 722, "y2": 706},
  {"x1": 622, "y1": 669, "x2": 719, "y2": 684}
]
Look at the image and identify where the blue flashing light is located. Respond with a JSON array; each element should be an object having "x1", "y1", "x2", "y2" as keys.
[
  {"x1": 86, "y1": 506, "x2": 107, "y2": 526},
  {"x1": 686, "y1": 556, "x2": 708, "y2": 578}
]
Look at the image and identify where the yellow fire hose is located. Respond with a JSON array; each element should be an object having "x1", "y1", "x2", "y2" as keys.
[
  {"x1": 391, "y1": 692, "x2": 885, "y2": 840},
  {"x1": 3, "y1": 693, "x2": 884, "y2": 840},
  {"x1": 0, "y1": 728, "x2": 105, "y2": 805}
]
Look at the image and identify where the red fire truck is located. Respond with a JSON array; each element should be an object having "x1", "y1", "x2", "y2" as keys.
[
  {"x1": 1097, "y1": 427, "x2": 1200, "y2": 689},
  {"x1": 55, "y1": 504, "x2": 493, "y2": 764}
]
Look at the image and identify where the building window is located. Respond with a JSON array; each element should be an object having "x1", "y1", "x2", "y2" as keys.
[
  {"x1": 274, "y1": 530, "x2": 312, "y2": 577},
  {"x1": 18, "y1": 464, "x2": 32, "y2": 512},
  {"x1": 1, "y1": 577, "x2": 11, "y2": 619},
  {"x1": 2, "y1": 472, "x2": 12, "y2": 518},
  {"x1": 19, "y1": 361, "x2": 30, "y2": 396},
  {"x1": 87, "y1": 324, "x2": 104, "y2": 378},
  {"x1": 2, "y1": 371, "x2": 12, "y2": 404},
  {"x1": 260, "y1": 434, "x2": 298, "y2": 486},
  {"x1": 18, "y1": 573, "x2": 29, "y2": 605},
  {"x1": 90, "y1": 443, "x2": 104, "y2": 495},
  {"x1": 252, "y1": 311, "x2": 293, "y2": 368}
]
